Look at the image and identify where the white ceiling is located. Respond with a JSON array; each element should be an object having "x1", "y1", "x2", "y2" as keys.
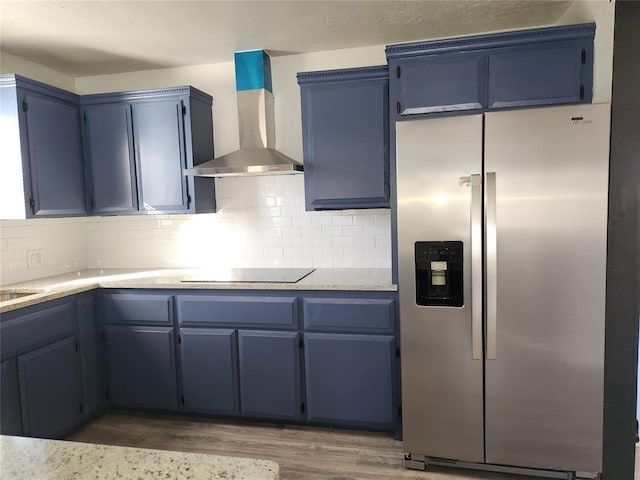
[{"x1": 0, "y1": 0, "x2": 574, "y2": 77}]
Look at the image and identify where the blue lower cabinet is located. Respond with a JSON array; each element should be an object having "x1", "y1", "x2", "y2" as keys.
[
  {"x1": 238, "y1": 330, "x2": 301, "y2": 420},
  {"x1": 105, "y1": 325, "x2": 177, "y2": 410},
  {"x1": 304, "y1": 333, "x2": 396, "y2": 429},
  {"x1": 179, "y1": 328, "x2": 239, "y2": 415},
  {"x1": 17, "y1": 336, "x2": 83, "y2": 438},
  {"x1": 77, "y1": 294, "x2": 106, "y2": 419},
  {"x1": 1, "y1": 359, "x2": 23, "y2": 435}
]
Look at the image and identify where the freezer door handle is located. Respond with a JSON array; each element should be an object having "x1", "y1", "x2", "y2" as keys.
[
  {"x1": 471, "y1": 174, "x2": 483, "y2": 360},
  {"x1": 486, "y1": 171, "x2": 497, "y2": 360}
]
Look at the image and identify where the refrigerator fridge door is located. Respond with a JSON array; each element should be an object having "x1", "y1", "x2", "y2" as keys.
[
  {"x1": 483, "y1": 103, "x2": 609, "y2": 472},
  {"x1": 397, "y1": 114, "x2": 484, "y2": 462}
]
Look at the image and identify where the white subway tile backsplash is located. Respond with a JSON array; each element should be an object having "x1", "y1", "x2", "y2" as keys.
[
  {"x1": 364, "y1": 225, "x2": 387, "y2": 237},
  {"x1": 321, "y1": 226, "x2": 342, "y2": 237},
  {"x1": 312, "y1": 237, "x2": 333, "y2": 248},
  {"x1": 354, "y1": 236, "x2": 375, "y2": 248},
  {"x1": 303, "y1": 247, "x2": 324, "y2": 258},
  {"x1": 342, "y1": 225, "x2": 364, "y2": 237},
  {"x1": 331, "y1": 216, "x2": 353, "y2": 226},
  {"x1": 292, "y1": 237, "x2": 313, "y2": 248},
  {"x1": 332, "y1": 237, "x2": 354, "y2": 248},
  {"x1": 1, "y1": 176, "x2": 390, "y2": 284}
]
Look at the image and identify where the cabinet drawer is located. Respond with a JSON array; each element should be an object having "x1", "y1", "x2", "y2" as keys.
[
  {"x1": 303, "y1": 298, "x2": 395, "y2": 333},
  {"x1": 176, "y1": 295, "x2": 298, "y2": 328},
  {"x1": 101, "y1": 293, "x2": 172, "y2": 325},
  {"x1": 1, "y1": 302, "x2": 75, "y2": 358}
]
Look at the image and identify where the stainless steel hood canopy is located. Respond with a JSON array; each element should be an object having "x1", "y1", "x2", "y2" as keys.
[{"x1": 185, "y1": 50, "x2": 303, "y2": 177}]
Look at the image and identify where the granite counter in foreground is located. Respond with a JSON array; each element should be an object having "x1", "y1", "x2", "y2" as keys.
[{"x1": 0, "y1": 435, "x2": 279, "y2": 479}]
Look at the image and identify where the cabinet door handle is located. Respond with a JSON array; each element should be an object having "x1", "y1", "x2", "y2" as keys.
[{"x1": 396, "y1": 101, "x2": 401, "y2": 115}]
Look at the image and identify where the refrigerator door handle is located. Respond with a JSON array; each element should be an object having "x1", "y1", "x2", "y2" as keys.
[
  {"x1": 471, "y1": 174, "x2": 483, "y2": 360},
  {"x1": 486, "y1": 171, "x2": 497, "y2": 360}
]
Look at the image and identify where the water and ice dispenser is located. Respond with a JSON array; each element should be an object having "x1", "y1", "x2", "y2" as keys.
[{"x1": 415, "y1": 241, "x2": 463, "y2": 307}]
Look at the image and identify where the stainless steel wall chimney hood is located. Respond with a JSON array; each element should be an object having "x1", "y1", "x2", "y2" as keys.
[{"x1": 184, "y1": 50, "x2": 303, "y2": 177}]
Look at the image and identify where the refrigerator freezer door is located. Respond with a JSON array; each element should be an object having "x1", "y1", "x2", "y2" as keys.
[
  {"x1": 397, "y1": 115, "x2": 484, "y2": 462},
  {"x1": 483, "y1": 104, "x2": 609, "y2": 472}
]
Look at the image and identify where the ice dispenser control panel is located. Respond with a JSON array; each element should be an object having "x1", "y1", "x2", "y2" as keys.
[{"x1": 415, "y1": 241, "x2": 463, "y2": 307}]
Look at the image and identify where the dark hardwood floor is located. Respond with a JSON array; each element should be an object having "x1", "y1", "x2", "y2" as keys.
[{"x1": 67, "y1": 411, "x2": 621, "y2": 480}]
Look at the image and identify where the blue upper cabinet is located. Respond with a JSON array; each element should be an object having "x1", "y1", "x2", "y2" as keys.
[
  {"x1": 83, "y1": 103, "x2": 138, "y2": 214},
  {"x1": 391, "y1": 52, "x2": 486, "y2": 115},
  {"x1": 0, "y1": 75, "x2": 87, "y2": 219},
  {"x1": 386, "y1": 23, "x2": 595, "y2": 120},
  {"x1": 297, "y1": 66, "x2": 389, "y2": 210},
  {"x1": 82, "y1": 86, "x2": 215, "y2": 215}
]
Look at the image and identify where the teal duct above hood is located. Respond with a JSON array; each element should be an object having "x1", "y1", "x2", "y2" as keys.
[{"x1": 184, "y1": 50, "x2": 303, "y2": 177}]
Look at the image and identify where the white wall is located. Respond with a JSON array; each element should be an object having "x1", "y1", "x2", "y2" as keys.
[{"x1": 0, "y1": 50, "x2": 76, "y2": 92}]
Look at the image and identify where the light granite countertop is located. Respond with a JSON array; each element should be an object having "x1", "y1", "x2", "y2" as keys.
[
  {"x1": 0, "y1": 435, "x2": 278, "y2": 479},
  {"x1": 0, "y1": 268, "x2": 396, "y2": 313}
]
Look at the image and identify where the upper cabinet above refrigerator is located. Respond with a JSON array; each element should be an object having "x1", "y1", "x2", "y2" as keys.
[{"x1": 386, "y1": 23, "x2": 595, "y2": 119}]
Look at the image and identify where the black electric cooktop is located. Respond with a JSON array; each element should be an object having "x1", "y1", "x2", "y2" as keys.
[{"x1": 181, "y1": 268, "x2": 315, "y2": 284}]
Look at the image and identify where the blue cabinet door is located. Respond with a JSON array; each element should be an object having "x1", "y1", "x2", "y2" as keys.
[
  {"x1": 391, "y1": 53, "x2": 486, "y2": 115},
  {"x1": 238, "y1": 330, "x2": 301, "y2": 420},
  {"x1": 17, "y1": 336, "x2": 82, "y2": 438},
  {"x1": 77, "y1": 294, "x2": 106, "y2": 419},
  {"x1": 132, "y1": 100, "x2": 189, "y2": 212},
  {"x1": 21, "y1": 92, "x2": 87, "y2": 217},
  {"x1": 83, "y1": 103, "x2": 138, "y2": 214},
  {"x1": 179, "y1": 328, "x2": 239, "y2": 415},
  {"x1": 298, "y1": 67, "x2": 389, "y2": 210},
  {"x1": 104, "y1": 325, "x2": 177, "y2": 410},
  {"x1": 1, "y1": 359, "x2": 23, "y2": 435},
  {"x1": 304, "y1": 333, "x2": 396, "y2": 429},
  {"x1": 487, "y1": 40, "x2": 592, "y2": 108}
]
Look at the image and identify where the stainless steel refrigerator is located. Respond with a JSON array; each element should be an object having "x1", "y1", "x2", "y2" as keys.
[{"x1": 397, "y1": 103, "x2": 610, "y2": 477}]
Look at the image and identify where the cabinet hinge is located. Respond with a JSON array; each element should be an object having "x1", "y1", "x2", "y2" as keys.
[
  {"x1": 580, "y1": 85, "x2": 585, "y2": 100},
  {"x1": 301, "y1": 402, "x2": 306, "y2": 414},
  {"x1": 396, "y1": 101, "x2": 401, "y2": 115},
  {"x1": 395, "y1": 346, "x2": 400, "y2": 358},
  {"x1": 181, "y1": 394, "x2": 185, "y2": 405},
  {"x1": 298, "y1": 338, "x2": 304, "y2": 349},
  {"x1": 182, "y1": 105, "x2": 187, "y2": 116},
  {"x1": 396, "y1": 65, "x2": 401, "y2": 79},
  {"x1": 581, "y1": 49, "x2": 586, "y2": 64},
  {"x1": 22, "y1": 101, "x2": 28, "y2": 112},
  {"x1": 397, "y1": 406, "x2": 402, "y2": 417},
  {"x1": 29, "y1": 197, "x2": 35, "y2": 214}
]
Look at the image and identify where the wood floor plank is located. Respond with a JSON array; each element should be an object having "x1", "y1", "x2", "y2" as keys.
[{"x1": 67, "y1": 412, "x2": 631, "y2": 480}]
